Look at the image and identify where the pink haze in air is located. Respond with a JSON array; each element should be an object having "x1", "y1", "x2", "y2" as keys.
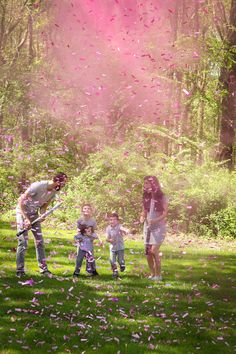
[{"x1": 32, "y1": 0, "x2": 200, "y2": 131}]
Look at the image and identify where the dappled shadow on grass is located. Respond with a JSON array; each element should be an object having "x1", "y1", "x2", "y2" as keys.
[
  {"x1": 0, "y1": 222, "x2": 236, "y2": 354},
  {"x1": 0, "y1": 275, "x2": 235, "y2": 354}
]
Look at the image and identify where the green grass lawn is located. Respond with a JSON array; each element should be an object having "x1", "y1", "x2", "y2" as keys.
[{"x1": 0, "y1": 221, "x2": 235, "y2": 354}]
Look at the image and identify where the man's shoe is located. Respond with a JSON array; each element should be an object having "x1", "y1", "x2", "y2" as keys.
[
  {"x1": 120, "y1": 265, "x2": 125, "y2": 272},
  {"x1": 92, "y1": 270, "x2": 99, "y2": 276},
  {"x1": 16, "y1": 271, "x2": 26, "y2": 278}
]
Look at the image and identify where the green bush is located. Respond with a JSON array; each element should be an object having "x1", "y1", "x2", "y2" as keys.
[
  {"x1": 57, "y1": 146, "x2": 150, "y2": 229},
  {"x1": 209, "y1": 206, "x2": 236, "y2": 238},
  {"x1": 0, "y1": 166, "x2": 15, "y2": 211},
  {"x1": 58, "y1": 143, "x2": 236, "y2": 239},
  {"x1": 2, "y1": 134, "x2": 236, "y2": 239},
  {"x1": 0, "y1": 142, "x2": 79, "y2": 213},
  {"x1": 167, "y1": 166, "x2": 236, "y2": 234}
]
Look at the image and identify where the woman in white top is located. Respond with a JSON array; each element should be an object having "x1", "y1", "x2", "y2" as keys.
[{"x1": 140, "y1": 176, "x2": 168, "y2": 281}]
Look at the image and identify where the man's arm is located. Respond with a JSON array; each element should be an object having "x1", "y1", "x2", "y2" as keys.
[
  {"x1": 40, "y1": 200, "x2": 52, "y2": 215},
  {"x1": 18, "y1": 182, "x2": 40, "y2": 224},
  {"x1": 18, "y1": 190, "x2": 32, "y2": 226}
]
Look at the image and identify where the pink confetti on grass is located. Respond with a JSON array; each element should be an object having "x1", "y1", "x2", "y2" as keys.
[
  {"x1": 182, "y1": 312, "x2": 189, "y2": 318},
  {"x1": 148, "y1": 344, "x2": 155, "y2": 350},
  {"x1": 211, "y1": 284, "x2": 220, "y2": 289},
  {"x1": 108, "y1": 297, "x2": 119, "y2": 302},
  {"x1": 31, "y1": 297, "x2": 39, "y2": 304},
  {"x1": 19, "y1": 279, "x2": 34, "y2": 286}
]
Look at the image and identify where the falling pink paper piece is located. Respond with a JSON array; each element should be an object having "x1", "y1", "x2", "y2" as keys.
[
  {"x1": 183, "y1": 89, "x2": 190, "y2": 96},
  {"x1": 193, "y1": 51, "x2": 199, "y2": 58}
]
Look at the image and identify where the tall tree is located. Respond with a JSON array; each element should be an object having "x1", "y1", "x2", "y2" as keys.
[
  {"x1": 218, "y1": 0, "x2": 236, "y2": 169},
  {"x1": 0, "y1": 0, "x2": 44, "y2": 144}
]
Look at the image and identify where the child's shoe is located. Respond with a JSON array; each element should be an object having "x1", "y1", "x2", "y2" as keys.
[
  {"x1": 112, "y1": 270, "x2": 119, "y2": 279},
  {"x1": 73, "y1": 271, "x2": 80, "y2": 278},
  {"x1": 16, "y1": 271, "x2": 26, "y2": 278},
  {"x1": 40, "y1": 269, "x2": 53, "y2": 276},
  {"x1": 120, "y1": 265, "x2": 125, "y2": 272}
]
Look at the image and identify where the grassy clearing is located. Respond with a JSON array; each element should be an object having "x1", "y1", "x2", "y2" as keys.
[{"x1": 0, "y1": 222, "x2": 235, "y2": 354}]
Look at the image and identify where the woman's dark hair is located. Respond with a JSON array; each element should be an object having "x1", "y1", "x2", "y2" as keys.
[
  {"x1": 143, "y1": 176, "x2": 164, "y2": 212},
  {"x1": 53, "y1": 172, "x2": 67, "y2": 183}
]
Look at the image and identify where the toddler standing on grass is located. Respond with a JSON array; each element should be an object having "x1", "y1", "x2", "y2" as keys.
[
  {"x1": 73, "y1": 224, "x2": 98, "y2": 277},
  {"x1": 73, "y1": 204, "x2": 99, "y2": 277},
  {"x1": 106, "y1": 212, "x2": 130, "y2": 279}
]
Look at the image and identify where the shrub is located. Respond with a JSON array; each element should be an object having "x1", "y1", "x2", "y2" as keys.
[
  {"x1": 57, "y1": 146, "x2": 150, "y2": 229},
  {"x1": 209, "y1": 206, "x2": 236, "y2": 238},
  {"x1": 2, "y1": 135, "x2": 236, "y2": 239},
  {"x1": 59, "y1": 144, "x2": 236, "y2": 239}
]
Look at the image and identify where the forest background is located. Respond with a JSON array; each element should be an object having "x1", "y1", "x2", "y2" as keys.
[{"x1": 0, "y1": 0, "x2": 235, "y2": 239}]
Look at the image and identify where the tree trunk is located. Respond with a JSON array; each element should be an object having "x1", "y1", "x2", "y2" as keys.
[
  {"x1": 194, "y1": 0, "x2": 199, "y2": 34},
  {"x1": 218, "y1": 0, "x2": 236, "y2": 169},
  {"x1": 28, "y1": 11, "x2": 34, "y2": 64}
]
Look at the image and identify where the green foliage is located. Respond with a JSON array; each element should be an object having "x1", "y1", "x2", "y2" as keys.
[
  {"x1": 200, "y1": 206, "x2": 236, "y2": 239},
  {"x1": 59, "y1": 146, "x2": 148, "y2": 228},
  {"x1": 58, "y1": 134, "x2": 236, "y2": 239},
  {"x1": 0, "y1": 166, "x2": 15, "y2": 211},
  {"x1": 0, "y1": 141, "x2": 79, "y2": 212},
  {"x1": 1, "y1": 0, "x2": 235, "y2": 239},
  {"x1": 167, "y1": 163, "x2": 235, "y2": 224},
  {"x1": 2, "y1": 126, "x2": 235, "y2": 239}
]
